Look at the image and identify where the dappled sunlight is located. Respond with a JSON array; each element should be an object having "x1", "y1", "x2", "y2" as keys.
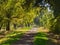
[
  {"x1": 0, "y1": 33, "x2": 23, "y2": 45},
  {"x1": 15, "y1": 27, "x2": 32, "y2": 32},
  {"x1": 0, "y1": 38, "x2": 10, "y2": 44},
  {"x1": 11, "y1": 28, "x2": 38, "y2": 45},
  {"x1": 47, "y1": 32, "x2": 60, "y2": 45},
  {"x1": 34, "y1": 28, "x2": 60, "y2": 45},
  {"x1": 37, "y1": 27, "x2": 49, "y2": 32},
  {"x1": 0, "y1": 0, "x2": 60, "y2": 45},
  {"x1": 34, "y1": 32, "x2": 48, "y2": 45},
  {"x1": 0, "y1": 27, "x2": 31, "y2": 45}
]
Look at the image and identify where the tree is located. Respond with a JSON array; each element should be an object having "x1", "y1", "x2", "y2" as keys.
[
  {"x1": 0, "y1": 0, "x2": 25, "y2": 30},
  {"x1": 0, "y1": 0, "x2": 41, "y2": 30},
  {"x1": 45, "y1": 0, "x2": 60, "y2": 33},
  {"x1": 40, "y1": 8, "x2": 54, "y2": 29}
]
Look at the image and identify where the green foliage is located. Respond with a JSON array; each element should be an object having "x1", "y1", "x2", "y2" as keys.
[
  {"x1": 0, "y1": 0, "x2": 60, "y2": 34},
  {"x1": 34, "y1": 32, "x2": 48, "y2": 45},
  {"x1": 0, "y1": 27, "x2": 31, "y2": 45},
  {"x1": 40, "y1": 8, "x2": 54, "y2": 29},
  {"x1": 46, "y1": 0, "x2": 60, "y2": 34},
  {"x1": 0, "y1": 32, "x2": 23, "y2": 45},
  {"x1": 50, "y1": 17, "x2": 60, "y2": 34},
  {"x1": 0, "y1": 0, "x2": 40, "y2": 30}
]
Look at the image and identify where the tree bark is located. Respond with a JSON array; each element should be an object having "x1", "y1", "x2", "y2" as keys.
[
  {"x1": 14, "y1": 24, "x2": 17, "y2": 29},
  {"x1": 6, "y1": 21, "x2": 10, "y2": 31},
  {"x1": 0, "y1": 23, "x2": 3, "y2": 30}
]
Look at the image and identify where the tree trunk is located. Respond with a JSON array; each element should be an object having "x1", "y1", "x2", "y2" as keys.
[
  {"x1": 6, "y1": 21, "x2": 10, "y2": 31},
  {"x1": 0, "y1": 23, "x2": 3, "y2": 30},
  {"x1": 14, "y1": 24, "x2": 17, "y2": 29},
  {"x1": 0, "y1": 25, "x2": 2, "y2": 30}
]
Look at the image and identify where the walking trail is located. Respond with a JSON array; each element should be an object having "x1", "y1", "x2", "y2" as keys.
[
  {"x1": 11, "y1": 28, "x2": 38, "y2": 45},
  {"x1": 11, "y1": 27, "x2": 60, "y2": 45}
]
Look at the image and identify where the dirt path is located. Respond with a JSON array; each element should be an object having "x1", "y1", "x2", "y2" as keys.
[
  {"x1": 11, "y1": 28, "x2": 38, "y2": 45},
  {"x1": 11, "y1": 27, "x2": 60, "y2": 45},
  {"x1": 47, "y1": 32, "x2": 60, "y2": 45}
]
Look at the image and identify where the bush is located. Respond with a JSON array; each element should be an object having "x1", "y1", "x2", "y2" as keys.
[{"x1": 50, "y1": 18, "x2": 60, "y2": 34}]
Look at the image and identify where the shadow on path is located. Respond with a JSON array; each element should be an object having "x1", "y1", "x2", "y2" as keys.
[
  {"x1": 47, "y1": 32, "x2": 60, "y2": 45},
  {"x1": 11, "y1": 28, "x2": 38, "y2": 45},
  {"x1": 11, "y1": 27, "x2": 60, "y2": 45}
]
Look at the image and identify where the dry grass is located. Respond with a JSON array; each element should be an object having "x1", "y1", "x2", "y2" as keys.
[{"x1": 37, "y1": 27, "x2": 49, "y2": 33}]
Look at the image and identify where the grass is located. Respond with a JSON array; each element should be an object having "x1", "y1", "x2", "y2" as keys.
[
  {"x1": 16, "y1": 27, "x2": 32, "y2": 32},
  {"x1": 0, "y1": 27, "x2": 31, "y2": 45},
  {"x1": 37, "y1": 27, "x2": 49, "y2": 32},
  {"x1": 0, "y1": 31, "x2": 23, "y2": 45},
  {"x1": 34, "y1": 27, "x2": 60, "y2": 45},
  {"x1": 34, "y1": 32, "x2": 48, "y2": 45},
  {"x1": 34, "y1": 27, "x2": 49, "y2": 45}
]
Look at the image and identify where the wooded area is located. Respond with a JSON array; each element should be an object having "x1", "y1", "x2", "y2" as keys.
[{"x1": 0, "y1": 0, "x2": 60, "y2": 45}]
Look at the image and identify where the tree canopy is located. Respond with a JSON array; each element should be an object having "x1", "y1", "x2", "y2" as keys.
[{"x1": 0, "y1": 0, "x2": 60, "y2": 34}]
